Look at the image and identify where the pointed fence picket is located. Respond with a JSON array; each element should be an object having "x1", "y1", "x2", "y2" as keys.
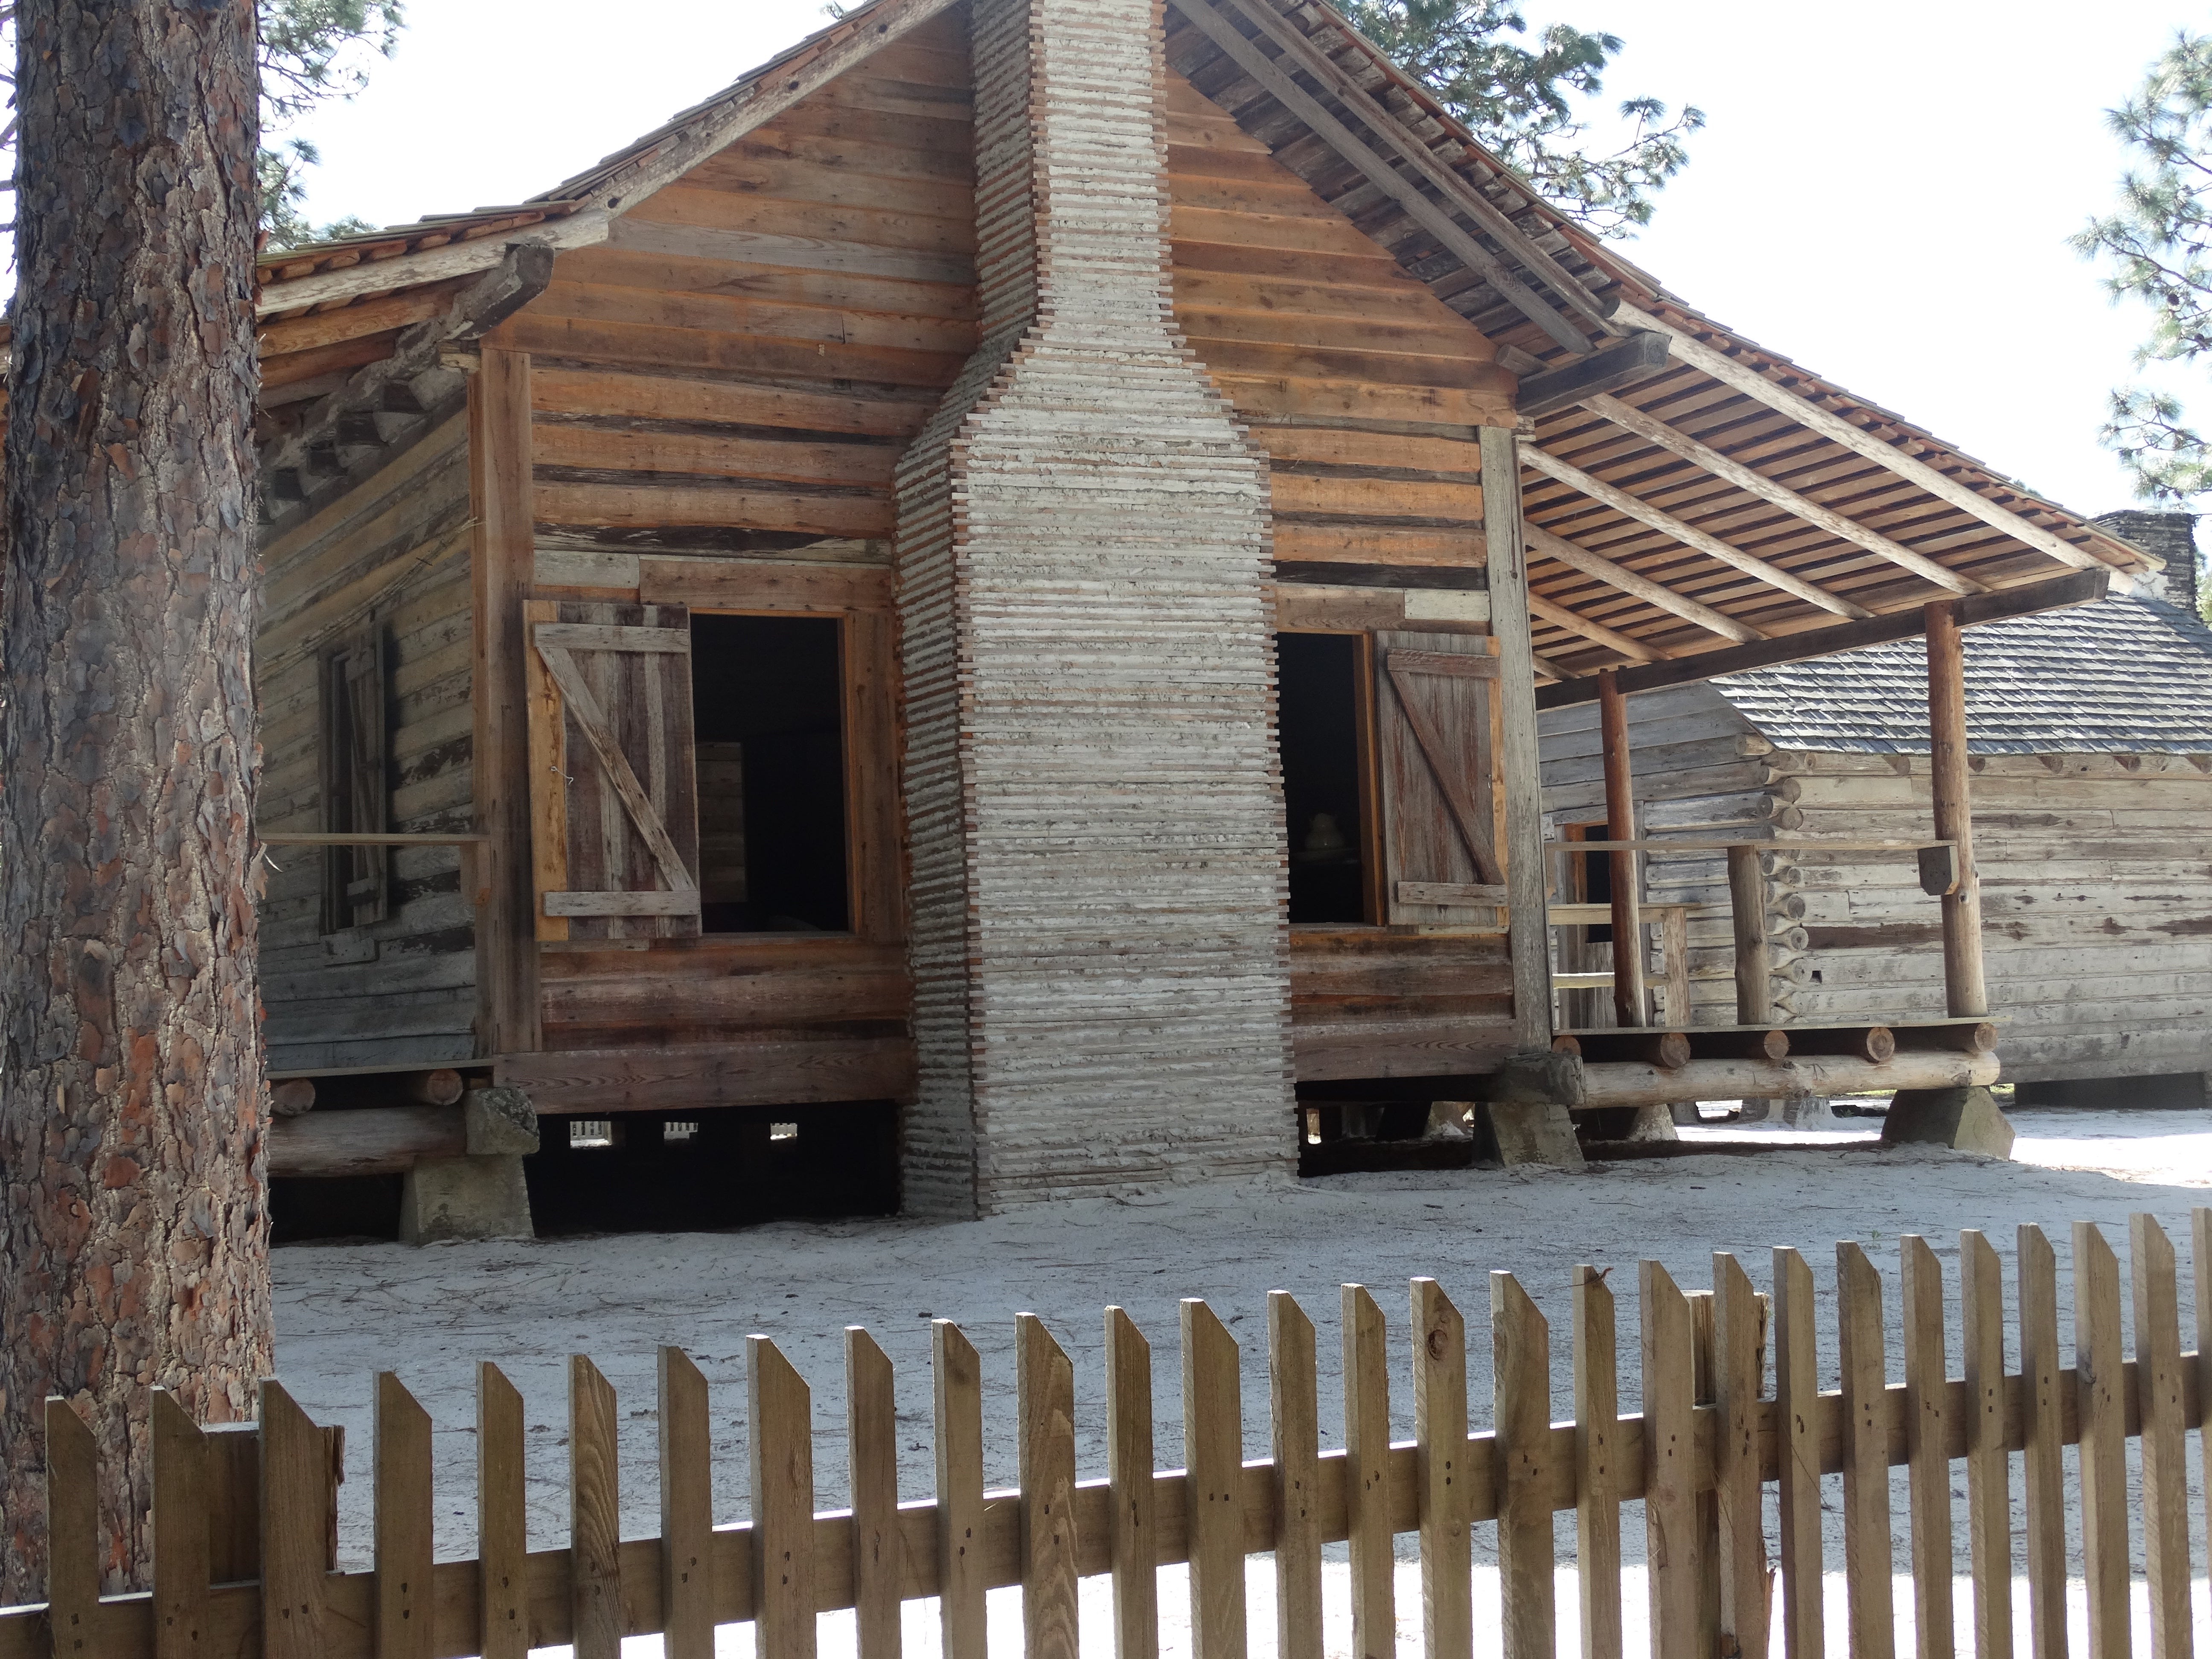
[{"x1": 7, "y1": 1208, "x2": 2209, "y2": 1659}]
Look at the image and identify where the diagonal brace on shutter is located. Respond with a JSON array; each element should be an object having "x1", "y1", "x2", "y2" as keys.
[
  {"x1": 1385, "y1": 649, "x2": 1505, "y2": 887},
  {"x1": 534, "y1": 641, "x2": 699, "y2": 898}
]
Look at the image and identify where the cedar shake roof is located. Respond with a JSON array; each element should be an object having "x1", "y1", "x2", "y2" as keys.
[{"x1": 1709, "y1": 593, "x2": 2212, "y2": 754}]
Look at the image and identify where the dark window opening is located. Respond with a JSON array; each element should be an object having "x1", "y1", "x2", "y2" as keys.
[
  {"x1": 1279, "y1": 632, "x2": 1367, "y2": 924},
  {"x1": 1569, "y1": 821, "x2": 1614, "y2": 943},
  {"x1": 690, "y1": 614, "x2": 850, "y2": 933}
]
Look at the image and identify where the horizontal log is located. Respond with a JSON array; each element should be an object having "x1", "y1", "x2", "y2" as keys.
[
  {"x1": 499, "y1": 1036, "x2": 914, "y2": 1113},
  {"x1": 1575, "y1": 1050, "x2": 2001, "y2": 1111},
  {"x1": 269, "y1": 1107, "x2": 463, "y2": 1179},
  {"x1": 1893, "y1": 1022, "x2": 1999, "y2": 1056},
  {"x1": 1514, "y1": 331, "x2": 1671, "y2": 418},
  {"x1": 404, "y1": 1069, "x2": 465, "y2": 1107},
  {"x1": 1535, "y1": 568, "x2": 2112, "y2": 710}
]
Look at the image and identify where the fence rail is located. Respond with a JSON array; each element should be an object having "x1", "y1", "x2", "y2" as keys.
[{"x1": 6, "y1": 1211, "x2": 2208, "y2": 1659}]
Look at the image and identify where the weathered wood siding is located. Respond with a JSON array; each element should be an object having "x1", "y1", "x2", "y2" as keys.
[
  {"x1": 256, "y1": 413, "x2": 479, "y2": 1071},
  {"x1": 1777, "y1": 753, "x2": 2212, "y2": 1082},
  {"x1": 1540, "y1": 688, "x2": 2212, "y2": 1083},
  {"x1": 471, "y1": 20, "x2": 979, "y2": 1104}
]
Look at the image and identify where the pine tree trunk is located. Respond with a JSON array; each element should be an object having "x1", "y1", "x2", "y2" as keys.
[{"x1": 1, "y1": 0, "x2": 269, "y2": 1598}]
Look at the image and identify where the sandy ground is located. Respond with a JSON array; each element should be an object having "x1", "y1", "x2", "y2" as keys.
[{"x1": 274, "y1": 1105, "x2": 2212, "y2": 1655}]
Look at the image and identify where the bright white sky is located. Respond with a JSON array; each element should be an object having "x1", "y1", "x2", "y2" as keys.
[{"x1": 288, "y1": 0, "x2": 2195, "y2": 519}]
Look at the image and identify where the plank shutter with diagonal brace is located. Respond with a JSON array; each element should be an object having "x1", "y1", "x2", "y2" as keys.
[
  {"x1": 1376, "y1": 630, "x2": 1506, "y2": 924},
  {"x1": 525, "y1": 600, "x2": 701, "y2": 940},
  {"x1": 319, "y1": 626, "x2": 389, "y2": 933}
]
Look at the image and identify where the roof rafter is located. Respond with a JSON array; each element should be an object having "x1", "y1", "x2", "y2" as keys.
[
  {"x1": 1173, "y1": 0, "x2": 1596, "y2": 356},
  {"x1": 1525, "y1": 589, "x2": 1665, "y2": 663},
  {"x1": 1617, "y1": 303, "x2": 2139, "y2": 591},
  {"x1": 1522, "y1": 442, "x2": 1873, "y2": 621},
  {"x1": 1521, "y1": 520, "x2": 1762, "y2": 643},
  {"x1": 1582, "y1": 393, "x2": 1985, "y2": 596},
  {"x1": 1210, "y1": 0, "x2": 1621, "y2": 340}
]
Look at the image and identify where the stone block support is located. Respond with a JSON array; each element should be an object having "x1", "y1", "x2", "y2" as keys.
[
  {"x1": 895, "y1": 0, "x2": 1295, "y2": 1213},
  {"x1": 1881, "y1": 1086, "x2": 2015, "y2": 1158}
]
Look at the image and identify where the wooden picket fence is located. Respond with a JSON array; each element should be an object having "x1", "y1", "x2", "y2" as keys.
[{"x1": 7, "y1": 1211, "x2": 2209, "y2": 1659}]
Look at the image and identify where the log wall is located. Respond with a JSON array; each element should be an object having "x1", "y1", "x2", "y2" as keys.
[
  {"x1": 1540, "y1": 687, "x2": 2212, "y2": 1084},
  {"x1": 256, "y1": 412, "x2": 480, "y2": 1072}
]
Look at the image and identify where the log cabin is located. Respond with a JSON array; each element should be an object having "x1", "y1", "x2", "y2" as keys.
[
  {"x1": 245, "y1": 0, "x2": 2165, "y2": 1222},
  {"x1": 1540, "y1": 513, "x2": 2212, "y2": 1109}
]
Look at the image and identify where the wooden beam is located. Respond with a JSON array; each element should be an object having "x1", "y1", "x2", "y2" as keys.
[
  {"x1": 1481, "y1": 425, "x2": 1556, "y2": 1054},
  {"x1": 1598, "y1": 671, "x2": 1648, "y2": 1028},
  {"x1": 1583, "y1": 393, "x2": 1985, "y2": 596},
  {"x1": 1576, "y1": 1050, "x2": 1999, "y2": 1111},
  {"x1": 1206, "y1": 0, "x2": 1622, "y2": 339},
  {"x1": 1925, "y1": 600, "x2": 1989, "y2": 1019},
  {"x1": 1522, "y1": 442, "x2": 1871, "y2": 619},
  {"x1": 1616, "y1": 303, "x2": 2138, "y2": 588},
  {"x1": 1525, "y1": 589, "x2": 1665, "y2": 663},
  {"x1": 1522, "y1": 520, "x2": 1760, "y2": 643},
  {"x1": 254, "y1": 216, "x2": 606, "y2": 318},
  {"x1": 1173, "y1": 0, "x2": 1595, "y2": 357},
  {"x1": 1726, "y1": 846, "x2": 1770, "y2": 1026},
  {"x1": 471, "y1": 349, "x2": 541, "y2": 1059},
  {"x1": 261, "y1": 244, "x2": 553, "y2": 485},
  {"x1": 1534, "y1": 566, "x2": 2110, "y2": 710},
  {"x1": 1517, "y1": 334, "x2": 1671, "y2": 419}
]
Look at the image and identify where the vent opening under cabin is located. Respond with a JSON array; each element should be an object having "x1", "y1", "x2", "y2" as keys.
[
  {"x1": 1278, "y1": 632, "x2": 1368, "y2": 924},
  {"x1": 690, "y1": 613, "x2": 850, "y2": 934}
]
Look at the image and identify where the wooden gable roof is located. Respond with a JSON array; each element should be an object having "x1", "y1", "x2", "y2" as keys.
[{"x1": 247, "y1": 0, "x2": 2157, "y2": 685}]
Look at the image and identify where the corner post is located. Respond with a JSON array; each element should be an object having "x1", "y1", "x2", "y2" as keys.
[
  {"x1": 1481, "y1": 425, "x2": 1555, "y2": 1052},
  {"x1": 1725, "y1": 847, "x2": 1771, "y2": 1025},
  {"x1": 1924, "y1": 600, "x2": 1988, "y2": 1017},
  {"x1": 470, "y1": 346, "x2": 541, "y2": 1058},
  {"x1": 1597, "y1": 670, "x2": 1647, "y2": 1027}
]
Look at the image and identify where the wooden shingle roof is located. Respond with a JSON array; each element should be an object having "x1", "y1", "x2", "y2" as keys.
[{"x1": 1708, "y1": 594, "x2": 2212, "y2": 756}]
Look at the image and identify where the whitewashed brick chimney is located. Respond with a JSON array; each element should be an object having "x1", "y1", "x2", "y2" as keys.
[{"x1": 895, "y1": 0, "x2": 1295, "y2": 1214}]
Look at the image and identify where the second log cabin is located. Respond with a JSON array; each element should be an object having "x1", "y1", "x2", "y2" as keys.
[{"x1": 246, "y1": 0, "x2": 2162, "y2": 1218}]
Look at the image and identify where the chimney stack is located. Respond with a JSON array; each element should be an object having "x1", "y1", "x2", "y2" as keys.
[{"x1": 2093, "y1": 509, "x2": 2202, "y2": 613}]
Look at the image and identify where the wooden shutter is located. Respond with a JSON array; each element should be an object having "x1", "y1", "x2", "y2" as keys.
[
  {"x1": 1374, "y1": 629, "x2": 1505, "y2": 925},
  {"x1": 525, "y1": 601, "x2": 702, "y2": 941},
  {"x1": 319, "y1": 628, "x2": 388, "y2": 932}
]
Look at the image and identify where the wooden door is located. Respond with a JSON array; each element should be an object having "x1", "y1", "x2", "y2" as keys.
[
  {"x1": 1374, "y1": 629, "x2": 1505, "y2": 925},
  {"x1": 524, "y1": 600, "x2": 702, "y2": 941}
]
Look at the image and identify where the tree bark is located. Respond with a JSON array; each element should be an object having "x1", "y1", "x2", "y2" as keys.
[{"x1": 2, "y1": 0, "x2": 269, "y2": 1598}]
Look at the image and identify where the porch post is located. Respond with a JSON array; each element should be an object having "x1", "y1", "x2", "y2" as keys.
[
  {"x1": 1597, "y1": 670, "x2": 1648, "y2": 1027},
  {"x1": 1480, "y1": 425, "x2": 1554, "y2": 1052},
  {"x1": 1924, "y1": 600, "x2": 1988, "y2": 1017},
  {"x1": 469, "y1": 347, "x2": 541, "y2": 1058}
]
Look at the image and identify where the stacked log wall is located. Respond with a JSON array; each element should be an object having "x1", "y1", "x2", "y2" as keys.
[
  {"x1": 1776, "y1": 752, "x2": 2212, "y2": 1083},
  {"x1": 1541, "y1": 692, "x2": 2212, "y2": 1082},
  {"x1": 254, "y1": 412, "x2": 480, "y2": 1072}
]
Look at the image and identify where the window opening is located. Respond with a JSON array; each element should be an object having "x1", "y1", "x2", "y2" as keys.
[
  {"x1": 1278, "y1": 632, "x2": 1367, "y2": 924},
  {"x1": 1567, "y1": 820, "x2": 1613, "y2": 942},
  {"x1": 769, "y1": 1121, "x2": 800, "y2": 1142},
  {"x1": 662, "y1": 1121, "x2": 699, "y2": 1143},
  {"x1": 690, "y1": 614, "x2": 850, "y2": 933}
]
